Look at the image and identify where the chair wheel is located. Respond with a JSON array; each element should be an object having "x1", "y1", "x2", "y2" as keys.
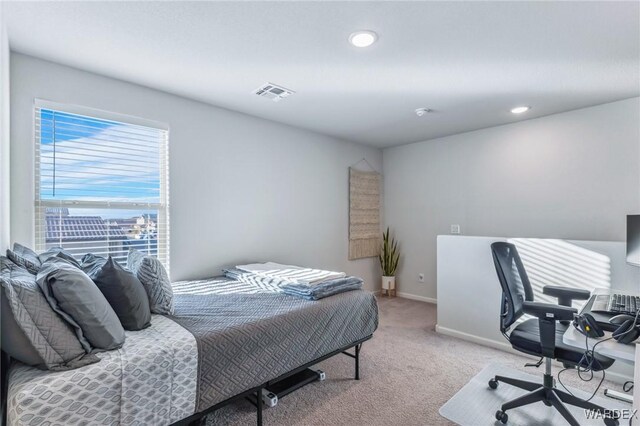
[
  {"x1": 543, "y1": 399, "x2": 552, "y2": 407},
  {"x1": 488, "y1": 379, "x2": 498, "y2": 389},
  {"x1": 495, "y1": 410, "x2": 508, "y2": 424}
]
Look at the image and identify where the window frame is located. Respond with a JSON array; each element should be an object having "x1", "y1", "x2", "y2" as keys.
[{"x1": 33, "y1": 99, "x2": 170, "y2": 270}]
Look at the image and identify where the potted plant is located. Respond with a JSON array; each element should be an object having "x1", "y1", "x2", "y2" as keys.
[{"x1": 379, "y1": 227, "x2": 400, "y2": 296}]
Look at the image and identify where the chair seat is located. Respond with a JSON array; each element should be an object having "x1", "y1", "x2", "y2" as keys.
[{"x1": 509, "y1": 319, "x2": 615, "y2": 371}]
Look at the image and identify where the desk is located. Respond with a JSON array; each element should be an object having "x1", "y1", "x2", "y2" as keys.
[
  {"x1": 562, "y1": 326, "x2": 635, "y2": 363},
  {"x1": 563, "y1": 322, "x2": 636, "y2": 409},
  {"x1": 635, "y1": 346, "x2": 640, "y2": 425}
]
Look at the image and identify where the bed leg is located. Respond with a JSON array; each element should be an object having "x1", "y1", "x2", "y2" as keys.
[
  {"x1": 355, "y1": 344, "x2": 361, "y2": 380},
  {"x1": 256, "y1": 388, "x2": 263, "y2": 426}
]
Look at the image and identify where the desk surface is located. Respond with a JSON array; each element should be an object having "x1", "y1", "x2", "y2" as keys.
[{"x1": 562, "y1": 326, "x2": 635, "y2": 363}]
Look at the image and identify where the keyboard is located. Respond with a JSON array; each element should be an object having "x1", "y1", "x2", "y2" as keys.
[{"x1": 591, "y1": 294, "x2": 640, "y2": 315}]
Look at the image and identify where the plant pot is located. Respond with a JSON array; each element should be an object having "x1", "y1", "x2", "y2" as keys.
[{"x1": 382, "y1": 276, "x2": 396, "y2": 290}]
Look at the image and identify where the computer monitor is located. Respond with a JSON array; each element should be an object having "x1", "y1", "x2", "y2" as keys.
[{"x1": 627, "y1": 215, "x2": 640, "y2": 266}]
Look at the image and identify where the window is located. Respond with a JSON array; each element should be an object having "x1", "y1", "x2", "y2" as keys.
[{"x1": 34, "y1": 101, "x2": 169, "y2": 270}]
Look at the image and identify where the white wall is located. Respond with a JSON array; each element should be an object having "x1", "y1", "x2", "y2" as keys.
[
  {"x1": 0, "y1": 4, "x2": 10, "y2": 251},
  {"x1": 437, "y1": 235, "x2": 640, "y2": 347},
  {"x1": 384, "y1": 98, "x2": 640, "y2": 300},
  {"x1": 437, "y1": 235, "x2": 639, "y2": 382},
  {"x1": 10, "y1": 53, "x2": 383, "y2": 288}
]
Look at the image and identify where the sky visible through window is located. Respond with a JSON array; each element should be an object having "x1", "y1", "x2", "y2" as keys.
[
  {"x1": 39, "y1": 109, "x2": 162, "y2": 212},
  {"x1": 36, "y1": 107, "x2": 167, "y2": 263}
]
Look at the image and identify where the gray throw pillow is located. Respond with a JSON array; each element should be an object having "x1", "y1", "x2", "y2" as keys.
[
  {"x1": 38, "y1": 247, "x2": 81, "y2": 267},
  {"x1": 36, "y1": 257, "x2": 125, "y2": 351},
  {"x1": 128, "y1": 249, "x2": 174, "y2": 314},
  {"x1": 6, "y1": 243, "x2": 41, "y2": 275},
  {"x1": 89, "y1": 256, "x2": 151, "y2": 331},
  {"x1": 0, "y1": 256, "x2": 99, "y2": 370},
  {"x1": 80, "y1": 253, "x2": 107, "y2": 276}
]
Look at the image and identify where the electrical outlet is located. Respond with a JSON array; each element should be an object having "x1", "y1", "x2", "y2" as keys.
[
  {"x1": 450, "y1": 224, "x2": 461, "y2": 235},
  {"x1": 418, "y1": 273, "x2": 425, "y2": 283}
]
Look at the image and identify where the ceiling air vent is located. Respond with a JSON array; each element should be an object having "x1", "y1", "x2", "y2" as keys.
[{"x1": 253, "y1": 83, "x2": 295, "y2": 102}]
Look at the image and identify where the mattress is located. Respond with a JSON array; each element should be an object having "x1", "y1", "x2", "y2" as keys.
[{"x1": 6, "y1": 277, "x2": 378, "y2": 425}]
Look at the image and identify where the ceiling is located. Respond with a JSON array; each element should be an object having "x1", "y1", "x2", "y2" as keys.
[{"x1": 4, "y1": 1, "x2": 640, "y2": 148}]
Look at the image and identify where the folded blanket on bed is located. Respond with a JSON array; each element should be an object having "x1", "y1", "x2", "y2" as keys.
[
  {"x1": 280, "y1": 279, "x2": 363, "y2": 300},
  {"x1": 224, "y1": 267, "x2": 362, "y2": 300},
  {"x1": 223, "y1": 268, "x2": 283, "y2": 292},
  {"x1": 235, "y1": 262, "x2": 346, "y2": 285}
]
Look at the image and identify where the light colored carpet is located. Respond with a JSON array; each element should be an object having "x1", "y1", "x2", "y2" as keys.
[
  {"x1": 440, "y1": 363, "x2": 626, "y2": 425},
  {"x1": 205, "y1": 297, "x2": 625, "y2": 426}
]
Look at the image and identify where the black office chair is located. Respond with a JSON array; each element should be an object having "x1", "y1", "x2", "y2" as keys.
[{"x1": 489, "y1": 242, "x2": 618, "y2": 426}]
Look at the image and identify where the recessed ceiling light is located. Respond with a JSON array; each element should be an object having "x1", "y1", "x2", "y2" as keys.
[
  {"x1": 510, "y1": 106, "x2": 530, "y2": 114},
  {"x1": 349, "y1": 30, "x2": 378, "y2": 48}
]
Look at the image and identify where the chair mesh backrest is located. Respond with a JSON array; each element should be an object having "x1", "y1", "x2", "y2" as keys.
[{"x1": 491, "y1": 242, "x2": 534, "y2": 331}]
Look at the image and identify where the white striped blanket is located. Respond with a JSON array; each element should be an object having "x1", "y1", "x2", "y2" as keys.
[
  {"x1": 235, "y1": 262, "x2": 346, "y2": 285},
  {"x1": 172, "y1": 276, "x2": 280, "y2": 295},
  {"x1": 224, "y1": 268, "x2": 363, "y2": 301},
  {"x1": 174, "y1": 272, "x2": 363, "y2": 301}
]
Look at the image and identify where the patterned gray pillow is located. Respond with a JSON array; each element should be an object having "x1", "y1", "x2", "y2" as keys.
[
  {"x1": 127, "y1": 249, "x2": 174, "y2": 314},
  {"x1": 0, "y1": 256, "x2": 99, "y2": 370},
  {"x1": 6, "y1": 243, "x2": 41, "y2": 275}
]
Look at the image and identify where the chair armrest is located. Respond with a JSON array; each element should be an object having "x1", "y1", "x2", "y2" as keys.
[
  {"x1": 522, "y1": 301, "x2": 577, "y2": 358},
  {"x1": 522, "y1": 301, "x2": 577, "y2": 321},
  {"x1": 543, "y1": 285, "x2": 590, "y2": 307}
]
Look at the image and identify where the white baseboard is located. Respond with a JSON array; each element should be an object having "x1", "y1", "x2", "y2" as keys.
[
  {"x1": 435, "y1": 325, "x2": 514, "y2": 353},
  {"x1": 435, "y1": 325, "x2": 633, "y2": 384},
  {"x1": 396, "y1": 292, "x2": 437, "y2": 304}
]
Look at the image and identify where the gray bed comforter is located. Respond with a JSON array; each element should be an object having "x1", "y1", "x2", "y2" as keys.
[
  {"x1": 170, "y1": 289, "x2": 378, "y2": 412},
  {"x1": 7, "y1": 278, "x2": 378, "y2": 426}
]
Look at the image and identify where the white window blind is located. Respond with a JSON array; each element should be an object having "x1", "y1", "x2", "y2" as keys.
[{"x1": 34, "y1": 101, "x2": 170, "y2": 271}]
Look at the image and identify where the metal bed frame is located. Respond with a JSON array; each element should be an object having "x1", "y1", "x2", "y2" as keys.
[{"x1": 172, "y1": 335, "x2": 371, "y2": 426}]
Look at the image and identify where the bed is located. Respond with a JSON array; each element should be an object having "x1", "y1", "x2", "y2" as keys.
[{"x1": 5, "y1": 277, "x2": 379, "y2": 426}]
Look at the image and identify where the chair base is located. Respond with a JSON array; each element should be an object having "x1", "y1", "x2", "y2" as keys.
[{"x1": 488, "y1": 373, "x2": 620, "y2": 426}]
